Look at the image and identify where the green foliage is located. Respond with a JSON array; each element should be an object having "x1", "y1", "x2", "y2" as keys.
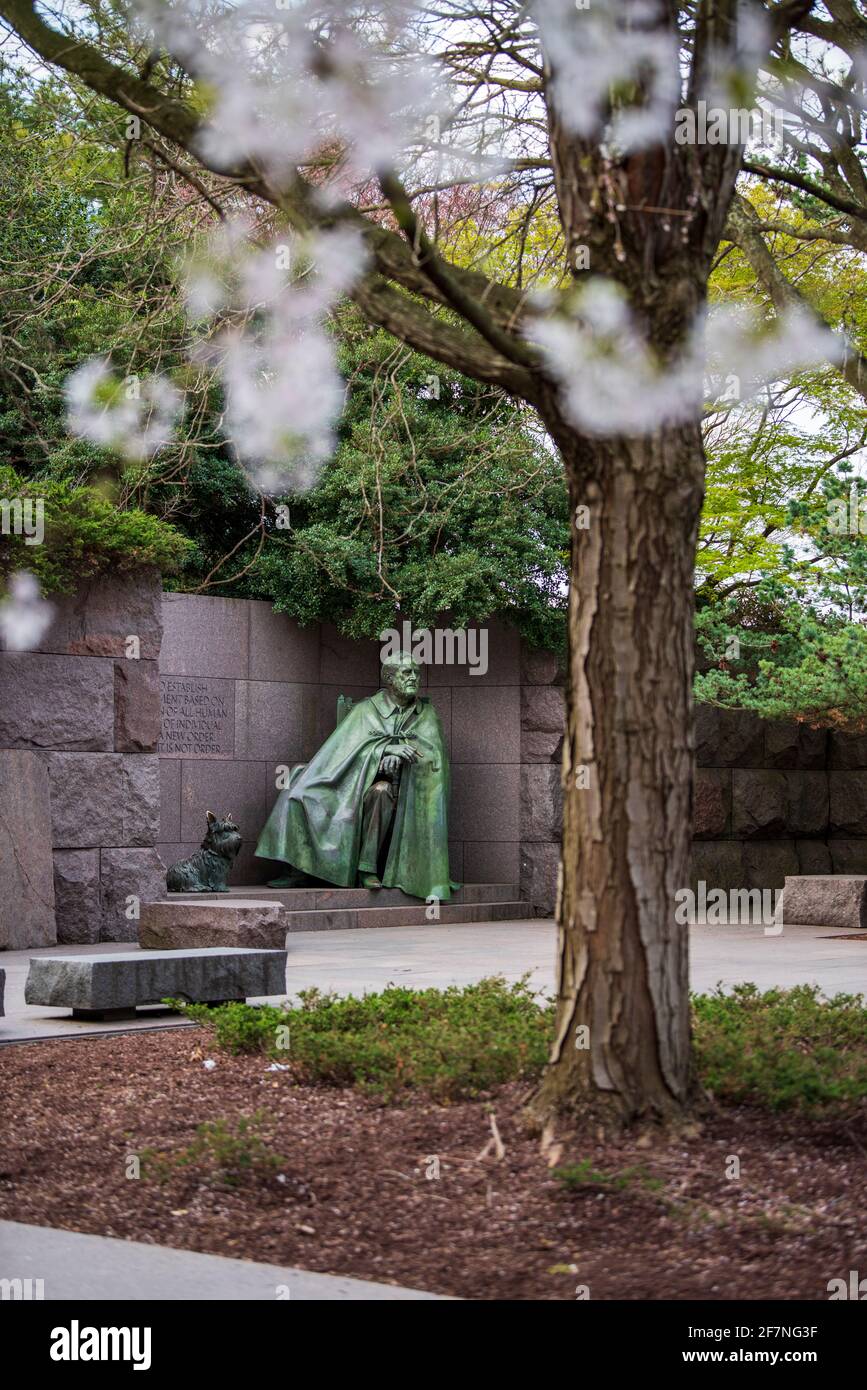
[
  {"x1": 552, "y1": 1160, "x2": 663, "y2": 1193},
  {"x1": 221, "y1": 311, "x2": 569, "y2": 651},
  {"x1": 140, "y1": 1112, "x2": 284, "y2": 1187},
  {"x1": 694, "y1": 600, "x2": 867, "y2": 732},
  {"x1": 692, "y1": 983, "x2": 867, "y2": 1112},
  {"x1": 179, "y1": 978, "x2": 867, "y2": 1114},
  {"x1": 179, "y1": 975, "x2": 553, "y2": 1102},
  {"x1": 0, "y1": 69, "x2": 568, "y2": 646},
  {"x1": 0, "y1": 466, "x2": 191, "y2": 592}
]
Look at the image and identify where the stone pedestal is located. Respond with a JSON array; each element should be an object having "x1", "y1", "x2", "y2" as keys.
[{"x1": 140, "y1": 898, "x2": 285, "y2": 949}]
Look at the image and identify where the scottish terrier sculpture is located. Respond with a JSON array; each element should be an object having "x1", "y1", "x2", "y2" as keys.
[{"x1": 166, "y1": 812, "x2": 242, "y2": 893}]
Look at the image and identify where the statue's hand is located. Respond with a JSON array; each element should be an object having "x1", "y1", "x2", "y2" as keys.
[
  {"x1": 387, "y1": 741, "x2": 420, "y2": 764},
  {"x1": 380, "y1": 754, "x2": 401, "y2": 776}
]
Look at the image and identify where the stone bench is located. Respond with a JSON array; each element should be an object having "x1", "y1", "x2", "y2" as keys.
[
  {"x1": 780, "y1": 875, "x2": 867, "y2": 930},
  {"x1": 139, "y1": 899, "x2": 285, "y2": 950},
  {"x1": 25, "y1": 948, "x2": 287, "y2": 1021}
]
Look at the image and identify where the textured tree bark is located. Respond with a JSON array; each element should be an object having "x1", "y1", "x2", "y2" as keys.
[{"x1": 529, "y1": 420, "x2": 706, "y2": 1125}]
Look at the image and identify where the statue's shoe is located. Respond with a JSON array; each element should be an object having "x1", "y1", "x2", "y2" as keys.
[{"x1": 359, "y1": 873, "x2": 382, "y2": 889}]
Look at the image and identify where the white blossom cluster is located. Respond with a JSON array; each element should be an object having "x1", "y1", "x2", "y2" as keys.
[
  {"x1": 534, "y1": 0, "x2": 681, "y2": 152},
  {"x1": 0, "y1": 572, "x2": 54, "y2": 652},
  {"x1": 185, "y1": 221, "x2": 368, "y2": 492},
  {"x1": 134, "y1": 0, "x2": 440, "y2": 198},
  {"x1": 530, "y1": 279, "x2": 842, "y2": 437},
  {"x1": 65, "y1": 360, "x2": 184, "y2": 461}
]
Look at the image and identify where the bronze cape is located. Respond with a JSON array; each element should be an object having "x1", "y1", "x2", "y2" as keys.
[{"x1": 255, "y1": 690, "x2": 455, "y2": 901}]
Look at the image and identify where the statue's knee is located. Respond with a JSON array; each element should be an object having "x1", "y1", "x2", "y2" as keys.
[{"x1": 370, "y1": 779, "x2": 393, "y2": 798}]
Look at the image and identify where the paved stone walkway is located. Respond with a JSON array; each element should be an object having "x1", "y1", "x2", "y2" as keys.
[
  {"x1": 2, "y1": 919, "x2": 867, "y2": 1044},
  {"x1": 0, "y1": 1220, "x2": 447, "y2": 1300}
]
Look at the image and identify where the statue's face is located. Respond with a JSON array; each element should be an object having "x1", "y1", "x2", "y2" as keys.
[{"x1": 386, "y1": 659, "x2": 421, "y2": 703}]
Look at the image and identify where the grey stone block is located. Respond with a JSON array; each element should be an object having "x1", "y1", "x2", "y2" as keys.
[
  {"x1": 763, "y1": 720, "x2": 827, "y2": 770},
  {"x1": 427, "y1": 617, "x2": 520, "y2": 686},
  {"x1": 25, "y1": 947, "x2": 287, "y2": 1012},
  {"x1": 795, "y1": 840, "x2": 832, "y2": 876},
  {"x1": 829, "y1": 731, "x2": 867, "y2": 770},
  {"x1": 695, "y1": 705, "x2": 764, "y2": 767},
  {"x1": 689, "y1": 840, "x2": 744, "y2": 894},
  {"x1": 521, "y1": 729, "x2": 564, "y2": 763},
  {"x1": 520, "y1": 764, "x2": 562, "y2": 841},
  {"x1": 780, "y1": 875, "x2": 867, "y2": 929},
  {"x1": 424, "y1": 688, "x2": 452, "y2": 752},
  {"x1": 828, "y1": 839, "x2": 867, "y2": 875},
  {"x1": 0, "y1": 749, "x2": 56, "y2": 948},
  {"x1": 0, "y1": 653, "x2": 113, "y2": 751},
  {"x1": 46, "y1": 753, "x2": 160, "y2": 849},
  {"x1": 462, "y1": 840, "x2": 520, "y2": 884},
  {"x1": 451, "y1": 686, "x2": 520, "y2": 764},
  {"x1": 249, "y1": 604, "x2": 320, "y2": 682},
  {"x1": 743, "y1": 840, "x2": 799, "y2": 890},
  {"x1": 158, "y1": 676, "x2": 235, "y2": 759},
  {"x1": 114, "y1": 659, "x2": 160, "y2": 752},
  {"x1": 830, "y1": 772, "x2": 867, "y2": 835},
  {"x1": 54, "y1": 849, "x2": 101, "y2": 944},
  {"x1": 732, "y1": 769, "x2": 828, "y2": 838},
  {"x1": 234, "y1": 680, "x2": 319, "y2": 763},
  {"x1": 520, "y1": 642, "x2": 563, "y2": 686},
  {"x1": 35, "y1": 569, "x2": 162, "y2": 660},
  {"x1": 519, "y1": 841, "x2": 560, "y2": 915},
  {"x1": 46, "y1": 753, "x2": 116, "y2": 847},
  {"x1": 449, "y1": 764, "x2": 520, "y2": 841},
  {"x1": 100, "y1": 847, "x2": 166, "y2": 942},
  {"x1": 448, "y1": 839, "x2": 464, "y2": 881},
  {"x1": 320, "y1": 623, "x2": 380, "y2": 685},
  {"x1": 159, "y1": 759, "x2": 181, "y2": 842},
  {"x1": 693, "y1": 768, "x2": 731, "y2": 838},
  {"x1": 161, "y1": 594, "x2": 250, "y2": 679},
  {"x1": 521, "y1": 685, "x2": 565, "y2": 763},
  {"x1": 140, "y1": 898, "x2": 285, "y2": 950},
  {"x1": 785, "y1": 772, "x2": 830, "y2": 835},
  {"x1": 180, "y1": 759, "x2": 272, "y2": 846},
  {"x1": 122, "y1": 755, "x2": 161, "y2": 845}
]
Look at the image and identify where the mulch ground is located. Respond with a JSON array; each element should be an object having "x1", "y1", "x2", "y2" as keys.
[{"x1": 1, "y1": 1028, "x2": 866, "y2": 1300}]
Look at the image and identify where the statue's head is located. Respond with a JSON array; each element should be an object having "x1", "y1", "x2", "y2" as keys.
[
  {"x1": 381, "y1": 651, "x2": 422, "y2": 705},
  {"x1": 202, "y1": 811, "x2": 242, "y2": 860}
]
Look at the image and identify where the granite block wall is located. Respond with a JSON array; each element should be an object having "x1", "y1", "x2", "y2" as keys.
[
  {"x1": 6, "y1": 566, "x2": 867, "y2": 943},
  {"x1": 0, "y1": 568, "x2": 165, "y2": 945},
  {"x1": 516, "y1": 692, "x2": 867, "y2": 914},
  {"x1": 157, "y1": 597, "x2": 525, "y2": 891},
  {"x1": 691, "y1": 707, "x2": 867, "y2": 893}
]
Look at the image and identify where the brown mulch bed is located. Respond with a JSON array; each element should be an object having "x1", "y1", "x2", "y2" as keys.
[{"x1": 1, "y1": 1029, "x2": 865, "y2": 1300}]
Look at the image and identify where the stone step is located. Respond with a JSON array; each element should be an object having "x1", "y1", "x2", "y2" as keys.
[
  {"x1": 281, "y1": 899, "x2": 534, "y2": 933},
  {"x1": 139, "y1": 894, "x2": 534, "y2": 950},
  {"x1": 171, "y1": 883, "x2": 519, "y2": 910}
]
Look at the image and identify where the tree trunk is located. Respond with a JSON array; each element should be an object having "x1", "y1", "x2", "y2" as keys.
[{"x1": 530, "y1": 419, "x2": 706, "y2": 1126}]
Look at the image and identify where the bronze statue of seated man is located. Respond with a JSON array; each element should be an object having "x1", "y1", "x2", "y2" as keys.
[{"x1": 255, "y1": 652, "x2": 456, "y2": 901}]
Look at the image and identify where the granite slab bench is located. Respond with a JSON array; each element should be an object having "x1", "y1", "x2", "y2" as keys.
[
  {"x1": 24, "y1": 948, "x2": 287, "y2": 1021},
  {"x1": 780, "y1": 875, "x2": 867, "y2": 930}
]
